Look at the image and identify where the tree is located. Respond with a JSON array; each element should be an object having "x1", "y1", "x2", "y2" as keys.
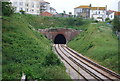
[
  {"x1": 69, "y1": 12, "x2": 72, "y2": 17},
  {"x1": 2, "y1": 2, "x2": 15, "y2": 16},
  {"x1": 61, "y1": 11, "x2": 66, "y2": 17},
  {"x1": 63, "y1": 10, "x2": 66, "y2": 14},
  {"x1": 112, "y1": 16, "x2": 120, "y2": 31}
]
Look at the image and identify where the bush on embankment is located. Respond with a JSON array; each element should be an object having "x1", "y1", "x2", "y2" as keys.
[
  {"x1": 2, "y1": 14, "x2": 71, "y2": 79},
  {"x1": 68, "y1": 22, "x2": 119, "y2": 74}
]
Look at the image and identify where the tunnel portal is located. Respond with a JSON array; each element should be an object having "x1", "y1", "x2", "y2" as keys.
[{"x1": 54, "y1": 34, "x2": 66, "y2": 44}]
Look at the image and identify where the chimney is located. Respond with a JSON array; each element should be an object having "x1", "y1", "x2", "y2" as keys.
[{"x1": 89, "y1": 4, "x2": 92, "y2": 7}]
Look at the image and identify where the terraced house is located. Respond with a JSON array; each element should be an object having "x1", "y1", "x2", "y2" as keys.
[
  {"x1": 9, "y1": 0, "x2": 51, "y2": 15},
  {"x1": 74, "y1": 4, "x2": 107, "y2": 21}
]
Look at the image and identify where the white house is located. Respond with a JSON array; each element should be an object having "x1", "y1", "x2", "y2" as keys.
[
  {"x1": 90, "y1": 7, "x2": 107, "y2": 21},
  {"x1": 106, "y1": 10, "x2": 115, "y2": 20},
  {"x1": 9, "y1": 0, "x2": 51, "y2": 15},
  {"x1": 50, "y1": 7, "x2": 57, "y2": 15}
]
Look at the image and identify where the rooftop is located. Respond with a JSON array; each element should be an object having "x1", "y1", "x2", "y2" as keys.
[
  {"x1": 75, "y1": 5, "x2": 90, "y2": 9},
  {"x1": 90, "y1": 7, "x2": 106, "y2": 10},
  {"x1": 40, "y1": 12, "x2": 53, "y2": 17},
  {"x1": 75, "y1": 5, "x2": 106, "y2": 10},
  {"x1": 115, "y1": 12, "x2": 120, "y2": 16}
]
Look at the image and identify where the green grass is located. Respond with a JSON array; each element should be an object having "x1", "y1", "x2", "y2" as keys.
[
  {"x1": 13, "y1": 13, "x2": 91, "y2": 30},
  {"x1": 68, "y1": 22, "x2": 119, "y2": 74},
  {"x1": 2, "y1": 14, "x2": 71, "y2": 80}
]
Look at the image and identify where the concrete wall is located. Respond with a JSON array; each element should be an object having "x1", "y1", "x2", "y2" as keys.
[{"x1": 38, "y1": 28, "x2": 82, "y2": 43}]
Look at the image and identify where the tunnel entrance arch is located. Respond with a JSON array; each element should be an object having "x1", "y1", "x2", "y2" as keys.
[{"x1": 54, "y1": 34, "x2": 66, "y2": 44}]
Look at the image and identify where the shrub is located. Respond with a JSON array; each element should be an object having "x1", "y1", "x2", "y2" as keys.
[
  {"x1": 74, "y1": 18, "x2": 84, "y2": 26},
  {"x1": 19, "y1": 10, "x2": 25, "y2": 14},
  {"x1": 94, "y1": 20, "x2": 99, "y2": 23},
  {"x1": 105, "y1": 18, "x2": 110, "y2": 21},
  {"x1": 66, "y1": 17, "x2": 75, "y2": 26},
  {"x1": 2, "y1": 2, "x2": 15, "y2": 16},
  {"x1": 42, "y1": 53, "x2": 61, "y2": 66},
  {"x1": 112, "y1": 16, "x2": 120, "y2": 31}
]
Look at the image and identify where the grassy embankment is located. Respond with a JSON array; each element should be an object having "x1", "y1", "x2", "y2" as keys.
[
  {"x1": 68, "y1": 22, "x2": 119, "y2": 74},
  {"x1": 18, "y1": 14, "x2": 91, "y2": 30},
  {"x1": 2, "y1": 14, "x2": 71, "y2": 80}
]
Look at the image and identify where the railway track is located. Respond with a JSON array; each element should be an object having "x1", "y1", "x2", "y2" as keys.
[{"x1": 53, "y1": 44, "x2": 120, "y2": 81}]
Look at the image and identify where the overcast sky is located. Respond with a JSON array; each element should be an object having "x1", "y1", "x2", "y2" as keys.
[{"x1": 45, "y1": 0, "x2": 120, "y2": 14}]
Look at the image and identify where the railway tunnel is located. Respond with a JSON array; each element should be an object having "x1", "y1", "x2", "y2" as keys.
[
  {"x1": 54, "y1": 34, "x2": 66, "y2": 44},
  {"x1": 38, "y1": 28, "x2": 82, "y2": 44}
]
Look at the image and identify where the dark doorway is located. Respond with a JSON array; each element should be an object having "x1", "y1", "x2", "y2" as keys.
[{"x1": 54, "y1": 34, "x2": 66, "y2": 44}]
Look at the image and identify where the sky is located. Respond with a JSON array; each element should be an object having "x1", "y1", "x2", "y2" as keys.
[{"x1": 45, "y1": 0, "x2": 120, "y2": 14}]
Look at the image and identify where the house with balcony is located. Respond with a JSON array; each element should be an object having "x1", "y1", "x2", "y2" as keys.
[
  {"x1": 9, "y1": 0, "x2": 55, "y2": 15},
  {"x1": 40, "y1": 0, "x2": 50, "y2": 13},
  {"x1": 9, "y1": 0, "x2": 44, "y2": 15}
]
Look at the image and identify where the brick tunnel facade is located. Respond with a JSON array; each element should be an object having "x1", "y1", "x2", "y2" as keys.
[{"x1": 38, "y1": 28, "x2": 82, "y2": 44}]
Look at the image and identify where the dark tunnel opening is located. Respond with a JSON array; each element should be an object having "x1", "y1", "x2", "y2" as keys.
[{"x1": 54, "y1": 34, "x2": 66, "y2": 44}]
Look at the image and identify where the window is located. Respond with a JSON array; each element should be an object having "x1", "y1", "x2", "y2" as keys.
[
  {"x1": 26, "y1": 8, "x2": 29, "y2": 12},
  {"x1": 20, "y1": 8, "x2": 23, "y2": 10},
  {"x1": 32, "y1": 4, "x2": 34, "y2": 8},
  {"x1": 80, "y1": 9, "x2": 82, "y2": 12},
  {"x1": 19, "y1": 2, "x2": 23, "y2": 6},
  {"x1": 99, "y1": 11, "x2": 100, "y2": 14},
  {"x1": 37, "y1": 5, "x2": 39, "y2": 8},
  {"x1": 31, "y1": 2, "x2": 34, "y2": 8},
  {"x1": 13, "y1": 2, "x2": 17, "y2": 6},
  {"x1": 37, "y1": 10, "x2": 39, "y2": 13},
  {"x1": 31, "y1": 9, "x2": 34, "y2": 12},
  {"x1": 96, "y1": 11, "x2": 97, "y2": 14},
  {"x1": 26, "y1": 3, "x2": 29, "y2": 7}
]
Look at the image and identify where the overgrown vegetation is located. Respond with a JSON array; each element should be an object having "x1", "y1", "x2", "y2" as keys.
[
  {"x1": 2, "y1": 2, "x2": 15, "y2": 16},
  {"x1": 2, "y1": 14, "x2": 71, "y2": 80},
  {"x1": 21, "y1": 14, "x2": 91, "y2": 30},
  {"x1": 68, "y1": 22, "x2": 119, "y2": 74},
  {"x1": 112, "y1": 16, "x2": 120, "y2": 31}
]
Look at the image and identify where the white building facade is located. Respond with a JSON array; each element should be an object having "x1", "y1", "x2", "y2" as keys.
[
  {"x1": 106, "y1": 10, "x2": 115, "y2": 20},
  {"x1": 74, "y1": 5, "x2": 107, "y2": 21},
  {"x1": 9, "y1": 0, "x2": 50, "y2": 15},
  {"x1": 40, "y1": 1, "x2": 50, "y2": 13},
  {"x1": 108, "y1": 12, "x2": 115, "y2": 20},
  {"x1": 90, "y1": 7, "x2": 107, "y2": 21},
  {"x1": 118, "y1": 1, "x2": 120, "y2": 12}
]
